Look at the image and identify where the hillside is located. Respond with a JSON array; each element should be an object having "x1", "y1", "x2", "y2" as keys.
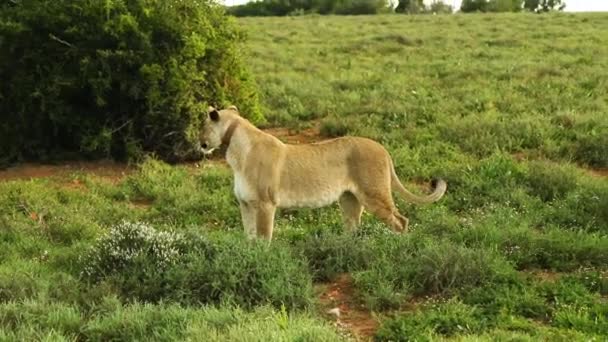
[{"x1": 1, "y1": 13, "x2": 607, "y2": 341}]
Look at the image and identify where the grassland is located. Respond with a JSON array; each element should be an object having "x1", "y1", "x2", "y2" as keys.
[{"x1": 1, "y1": 12, "x2": 608, "y2": 341}]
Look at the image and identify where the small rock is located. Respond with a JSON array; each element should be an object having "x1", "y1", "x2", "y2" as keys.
[{"x1": 327, "y1": 307, "x2": 340, "y2": 319}]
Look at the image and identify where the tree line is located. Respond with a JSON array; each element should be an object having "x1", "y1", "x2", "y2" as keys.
[{"x1": 228, "y1": 0, "x2": 565, "y2": 16}]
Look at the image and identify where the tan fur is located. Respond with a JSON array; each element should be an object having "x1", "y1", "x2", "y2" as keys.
[{"x1": 200, "y1": 106, "x2": 447, "y2": 241}]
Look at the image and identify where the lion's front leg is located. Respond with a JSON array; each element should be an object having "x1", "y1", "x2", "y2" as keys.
[{"x1": 255, "y1": 201, "x2": 276, "y2": 241}]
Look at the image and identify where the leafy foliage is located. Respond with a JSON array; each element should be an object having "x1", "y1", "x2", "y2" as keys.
[
  {"x1": 461, "y1": 0, "x2": 565, "y2": 12},
  {"x1": 228, "y1": 0, "x2": 391, "y2": 16},
  {"x1": 0, "y1": 0, "x2": 262, "y2": 166},
  {"x1": 80, "y1": 222, "x2": 314, "y2": 309},
  {"x1": 524, "y1": 0, "x2": 566, "y2": 12},
  {"x1": 80, "y1": 221, "x2": 186, "y2": 282}
]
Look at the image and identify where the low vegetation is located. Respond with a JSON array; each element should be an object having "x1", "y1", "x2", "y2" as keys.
[{"x1": 1, "y1": 11, "x2": 607, "y2": 341}]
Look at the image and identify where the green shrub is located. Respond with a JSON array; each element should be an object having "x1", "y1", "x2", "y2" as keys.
[
  {"x1": 566, "y1": 270, "x2": 608, "y2": 296},
  {"x1": 545, "y1": 182, "x2": 608, "y2": 232},
  {"x1": 289, "y1": 230, "x2": 375, "y2": 281},
  {"x1": 552, "y1": 303, "x2": 608, "y2": 336},
  {"x1": 0, "y1": 0, "x2": 262, "y2": 166},
  {"x1": 464, "y1": 283, "x2": 551, "y2": 320},
  {"x1": 438, "y1": 153, "x2": 527, "y2": 211},
  {"x1": 517, "y1": 230, "x2": 608, "y2": 271},
  {"x1": 171, "y1": 233, "x2": 314, "y2": 309},
  {"x1": 351, "y1": 234, "x2": 421, "y2": 310},
  {"x1": 229, "y1": 0, "x2": 390, "y2": 16},
  {"x1": 0, "y1": 263, "x2": 45, "y2": 303},
  {"x1": 406, "y1": 242, "x2": 517, "y2": 295},
  {"x1": 375, "y1": 299, "x2": 484, "y2": 341},
  {"x1": 353, "y1": 237, "x2": 517, "y2": 310},
  {"x1": 334, "y1": 0, "x2": 390, "y2": 15},
  {"x1": 80, "y1": 221, "x2": 186, "y2": 282},
  {"x1": 526, "y1": 161, "x2": 577, "y2": 202},
  {"x1": 81, "y1": 224, "x2": 314, "y2": 309},
  {"x1": 0, "y1": 299, "x2": 343, "y2": 341},
  {"x1": 572, "y1": 131, "x2": 608, "y2": 167},
  {"x1": 319, "y1": 118, "x2": 351, "y2": 138},
  {"x1": 440, "y1": 115, "x2": 547, "y2": 158},
  {"x1": 537, "y1": 277, "x2": 598, "y2": 308}
]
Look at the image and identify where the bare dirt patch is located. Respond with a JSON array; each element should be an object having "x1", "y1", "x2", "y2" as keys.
[
  {"x1": 587, "y1": 168, "x2": 608, "y2": 178},
  {"x1": 317, "y1": 274, "x2": 378, "y2": 341},
  {"x1": 527, "y1": 269, "x2": 562, "y2": 282},
  {"x1": 263, "y1": 123, "x2": 322, "y2": 145},
  {"x1": 0, "y1": 124, "x2": 324, "y2": 183},
  {"x1": 0, "y1": 160, "x2": 133, "y2": 183}
]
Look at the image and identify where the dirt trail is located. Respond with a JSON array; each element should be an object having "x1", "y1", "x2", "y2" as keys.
[
  {"x1": 588, "y1": 168, "x2": 608, "y2": 178},
  {"x1": 263, "y1": 124, "x2": 321, "y2": 145},
  {"x1": 0, "y1": 160, "x2": 133, "y2": 182},
  {"x1": 317, "y1": 274, "x2": 378, "y2": 341},
  {"x1": 0, "y1": 125, "x2": 323, "y2": 182}
]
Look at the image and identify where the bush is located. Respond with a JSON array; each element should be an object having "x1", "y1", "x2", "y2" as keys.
[
  {"x1": 573, "y1": 129, "x2": 608, "y2": 168},
  {"x1": 464, "y1": 283, "x2": 551, "y2": 320},
  {"x1": 552, "y1": 303, "x2": 608, "y2": 336},
  {"x1": 0, "y1": 0, "x2": 262, "y2": 166},
  {"x1": 460, "y1": 0, "x2": 489, "y2": 12},
  {"x1": 526, "y1": 161, "x2": 577, "y2": 202},
  {"x1": 80, "y1": 221, "x2": 186, "y2": 282},
  {"x1": 334, "y1": 0, "x2": 390, "y2": 15},
  {"x1": 290, "y1": 231, "x2": 374, "y2": 281},
  {"x1": 80, "y1": 223, "x2": 314, "y2": 309},
  {"x1": 375, "y1": 299, "x2": 484, "y2": 341},
  {"x1": 395, "y1": 0, "x2": 425, "y2": 13},
  {"x1": 228, "y1": 0, "x2": 390, "y2": 17},
  {"x1": 461, "y1": 0, "x2": 525, "y2": 12},
  {"x1": 172, "y1": 233, "x2": 314, "y2": 309},
  {"x1": 320, "y1": 118, "x2": 351, "y2": 138},
  {"x1": 545, "y1": 181, "x2": 608, "y2": 233},
  {"x1": 567, "y1": 270, "x2": 608, "y2": 296},
  {"x1": 505, "y1": 230, "x2": 608, "y2": 270},
  {"x1": 351, "y1": 234, "x2": 420, "y2": 310},
  {"x1": 0, "y1": 299, "x2": 343, "y2": 341},
  {"x1": 407, "y1": 242, "x2": 517, "y2": 295}
]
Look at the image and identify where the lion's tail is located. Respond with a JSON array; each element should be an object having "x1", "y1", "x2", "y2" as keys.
[{"x1": 390, "y1": 160, "x2": 447, "y2": 205}]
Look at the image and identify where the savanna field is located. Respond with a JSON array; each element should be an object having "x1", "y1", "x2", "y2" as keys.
[{"x1": 2, "y1": 12, "x2": 608, "y2": 341}]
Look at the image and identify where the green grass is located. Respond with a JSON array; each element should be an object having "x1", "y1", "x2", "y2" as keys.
[{"x1": 2, "y1": 12, "x2": 608, "y2": 341}]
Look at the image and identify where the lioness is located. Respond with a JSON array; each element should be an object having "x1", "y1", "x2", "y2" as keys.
[{"x1": 200, "y1": 106, "x2": 447, "y2": 241}]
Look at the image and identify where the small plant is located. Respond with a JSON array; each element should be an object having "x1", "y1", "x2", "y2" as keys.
[
  {"x1": 173, "y1": 234, "x2": 314, "y2": 309},
  {"x1": 80, "y1": 221, "x2": 185, "y2": 282},
  {"x1": 552, "y1": 303, "x2": 608, "y2": 336},
  {"x1": 526, "y1": 161, "x2": 577, "y2": 202},
  {"x1": 320, "y1": 118, "x2": 351, "y2": 138},
  {"x1": 375, "y1": 299, "x2": 484, "y2": 341},
  {"x1": 80, "y1": 226, "x2": 314, "y2": 309},
  {"x1": 407, "y1": 241, "x2": 517, "y2": 295},
  {"x1": 290, "y1": 231, "x2": 375, "y2": 281}
]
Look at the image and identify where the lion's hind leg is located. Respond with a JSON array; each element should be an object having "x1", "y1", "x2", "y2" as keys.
[
  {"x1": 339, "y1": 191, "x2": 363, "y2": 232},
  {"x1": 358, "y1": 191, "x2": 409, "y2": 233}
]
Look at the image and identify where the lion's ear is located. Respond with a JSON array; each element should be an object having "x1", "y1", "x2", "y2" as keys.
[
  {"x1": 228, "y1": 105, "x2": 238, "y2": 112},
  {"x1": 209, "y1": 109, "x2": 220, "y2": 122}
]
